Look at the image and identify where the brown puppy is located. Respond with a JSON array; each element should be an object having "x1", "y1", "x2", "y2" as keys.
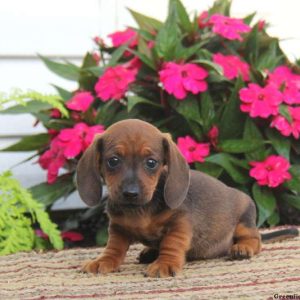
[{"x1": 77, "y1": 119, "x2": 298, "y2": 278}]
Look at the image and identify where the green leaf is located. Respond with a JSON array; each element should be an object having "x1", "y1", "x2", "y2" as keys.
[
  {"x1": 81, "y1": 52, "x2": 98, "y2": 69},
  {"x1": 195, "y1": 162, "x2": 223, "y2": 178},
  {"x1": 39, "y1": 55, "x2": 80, "y2": 81},
  {"x1": 0, "y1": 100, "x2": 52, "y2": 114},
  {"x1": 1, "y1": 134, "x2": 50, "y2": 151},
  {"x1": 108, "y1": 45, "x2": 128, "y2": 66},
  {"x1": 29, "y1": 175, "x2": 75, "y2": 207},
  {"x1": 219, "y1": 139, "x2": 264, "y2": 154},
  {"x1": 266, "y1": 128, "x2": 291, "y2": 159},
  {"x1": 51, "y1": 85, "x2": 72, "y2": 101},
  {"x1": 95, "y1": 227, "x2": 108, "y2": 246},
  {"x1": 219, "y1": 78, "x2": 246, "y2": 139},
  {"x1": 154, "y1": 1, "x2": 180, "y2": 60},
  {"x1": 82, "y1": 66, "x2": 104, "y2": 77},
  {"x1": 172, "y1": 0, "x2": 192, "y2": 33},
  {"x1": 173, "y1": 96, "x2": 201, "y2": 123},
  {"x1": 193, "y1": 59, "x2": 223, "y2": 75},
  {"x1": 243, "y1": 118, "x2": 266, "y2": 161},
  {"x1": 206, "y1": 153, "x2": 249, "y2": 184},
  {"x1": 267, "y1": 211, "x2": 280, "y2": 226},
  {"x1": 244, "y1": 26, "x2": 259, "y2": 64},
  {"x1": 279, "y1": 104, "x2": 293, "y2": 123},
  {"x1": 252, "y1": 183, "x2": 276, "y2": 227},
  {"x1": 243, "y1": 12, "x2": 256, "y2": 25},
  {"x1": 284, "y1": 165, "x2": 300, "y2": 193},
  {"x1": 281, "y1": 193, "x2": 300, "y2": 210},
  {"x1": 128, "y1": 8, "x2": 162, "y2": 32},
  {"x1": 127, "y1": 96, "x2": 162, "y2": 112},
  {"x1": 209, "y1": 0, "x2": 231, "y2": 15},
  {"x1": 200, "y1": 92, "x2": 215, "y2": 131},
  {"x1": 128, "y1": 49, "x2": 156, "y2": 70}
]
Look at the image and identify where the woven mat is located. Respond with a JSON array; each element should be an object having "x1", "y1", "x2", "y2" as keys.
[{"x1": 0, "y1": 227, "x2": 299, "y2": 300}]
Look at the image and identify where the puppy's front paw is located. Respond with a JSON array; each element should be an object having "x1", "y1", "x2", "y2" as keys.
[
  {"x1": 81, "y1": 257, "x2": 120, "y2": 274},
  {"x1": 231, "y1": 244, "x2": 254, "y2": 260},
  {"x1": 146, "y1": 259, "x2": 182, "y2": 278}
]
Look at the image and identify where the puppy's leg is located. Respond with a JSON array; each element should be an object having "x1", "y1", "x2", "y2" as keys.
[
  {"x1": 82, "y1": 226, "x2": 130, "y2": 274},
  {"x1": 138, "y1": 247, "x2": 159, "y2": 264},
  {"x1": 146, "y1": 215, "x2": 192, "y2": 278},
  {"x1": 231, "y1": 202, "x2": 261, "y2": 259}
]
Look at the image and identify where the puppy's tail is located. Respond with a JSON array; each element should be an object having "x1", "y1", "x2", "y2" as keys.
[{"x1": 261, "y1": 227, "x2": 299, "y2": 243}]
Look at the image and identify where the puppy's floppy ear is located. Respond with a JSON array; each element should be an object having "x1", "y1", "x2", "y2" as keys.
[
  {"x1": 76, "y1": 134, "x2": 103, "y2": 206},
  {"x1": 162, "y1": 134, "x2": 190, "y2": 209}
]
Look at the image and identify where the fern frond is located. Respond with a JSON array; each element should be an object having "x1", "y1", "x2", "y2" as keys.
[
  {"x1": 0, "y1": 88, "x2": 69, "y2": 117},
  {"x1": 0, "y1": 171, "x2": 63, "y2": 255}
]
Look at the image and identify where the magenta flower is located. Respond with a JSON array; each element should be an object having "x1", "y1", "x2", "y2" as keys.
[
  {"x1": 66, "y1": 91, "x2": 94, "y2": 112},
  {"x1": 213, "y1": 53, "x2": 250, "y2": 81},
  {"x1": 159, "y1": 62, "x2": 208, "y2": 100},
  {"x1": 50, "y1": 108, "x2": 62, "y2": 119},
  {"x1": 108, "y1": 28, "x2": 138, "y2": 48},
  {"x1": 177, "y1": 136, "x2": 210, "y2": 164},
  {"x1": 271, "y1": 107, "x2": 300, "y2": 139},
  {"x1": 207, "y1": 125, "x2": 219, "y2": 148},
  {"x1": 95, "y1": 66, "x2": 136, "y2": 101},
  {"x1": 38, "y1": 139, "x2": 66, "y2": 184},
  {"x1": 198, "y1": 11, "x2": 210, "y2": 28},
  {"x1": 39, "y1": 123, "x2": 104, "y2": 183},
  {"x1": 58, "y1": 122, "x2": 104, "y2": 159},
  {"x1": 267, "y1": 66, "x2": 300, "y2": 105},
  {"x1": 239, "y1": 83, "x2": 282, "y2": 118},
  {"x1": 249, "y1": 155, "x2": 291, "y2": 188},
  {"x1": 209, "y1": 14, "x2": 251, "y2": 41}
]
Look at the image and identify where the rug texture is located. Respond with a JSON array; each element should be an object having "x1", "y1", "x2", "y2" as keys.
[{"x1": 0, "y1": 227, "x2": 299, "y2": 300}]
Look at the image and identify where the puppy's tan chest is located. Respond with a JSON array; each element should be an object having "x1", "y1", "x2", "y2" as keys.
[{"x1": 112, "y1": 211, "x2": 173, "y2": 246}]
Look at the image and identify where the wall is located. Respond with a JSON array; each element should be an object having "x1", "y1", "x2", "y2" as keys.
[{"x1": 1, "y1": 0, "x2": 299, "y2": 208}]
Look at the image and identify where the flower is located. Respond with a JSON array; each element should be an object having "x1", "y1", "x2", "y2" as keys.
[
  {"x1": 209, "y1": 14, "x2": 251, "y2": 41},
  {"x1": 271, "y1": 106, "x2": 300, "y2": 139},
  {"x1": 95, "y1": 66, "x2": 136, "y2": 101},
  {"x1": 198, "y1": 11, "x2": 210, "y2": 28},
  {"x1": 239, "y1": 83, "x2": 282, "y2": 118},
  {"x1": 35, "y1": 229, "x2": 84, "y2": 242},
  {"x1": 207, "y1": 125, "x2": 219, "y2": 148},
  {"x1": 213, "y1": 53, "x2": 250, "y2": 81},
  {"x1": 267, "y1": 66, "x2": 300, "y2": 105},
  {"x1": 50, "y1": 108, "x2": 62, "y2": 119},
  {"x1": 66, "y1": 91, "x2": 94, "y2": 112},
  {"x1": 58, "y1": 122, "x2": 104, "y2": 159},
  {"x1": 159, "y1": 62, "x2": 208, "y2": 100},
  {"x1": 38, "y1": 139, "x2": 66, "y2": 184},
  {"x1": 39, "y1": 123, "x2": 104, "y2": 183},
  {"x1": 177, "y1": 136, "x2": 210, "y2": 163},
  {"x1": 108, "y1": 28, "x2": 138, "y2": 48},
  {"x1": 249, "y1": 155, "x2": 291, "y2": 187},
  {"x1": 258, "y1": 20, "x2": 266, "y2": 31}
]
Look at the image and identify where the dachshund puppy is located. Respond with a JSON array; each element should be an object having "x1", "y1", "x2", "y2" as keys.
[{"x1": 77, "y1": 119, "x2": 298, "y2": 278}]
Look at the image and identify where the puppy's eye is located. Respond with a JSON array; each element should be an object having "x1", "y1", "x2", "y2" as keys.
[
  {"x1": 107, "y1": 156, "x2": 120, "y2": 168},
  {"x1": 145, "y1": 158, "x2": 158, "y2": 169}
]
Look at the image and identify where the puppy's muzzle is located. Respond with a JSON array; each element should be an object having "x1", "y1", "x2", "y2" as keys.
[{"x1": 122, "y1": 183, "x2": 140, "y2": 202}]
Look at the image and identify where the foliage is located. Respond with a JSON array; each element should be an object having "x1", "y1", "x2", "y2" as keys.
[
  {"x1": 0, "y1": 171, "x2": 63, "y2": 255},
  {"x1": 1, "y1": 0, "x2": 300, "y2": 227}
]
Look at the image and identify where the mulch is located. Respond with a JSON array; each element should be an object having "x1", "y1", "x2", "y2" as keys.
[{"x1": 0, "y1": 227, "x2": 299, "y2": 300}]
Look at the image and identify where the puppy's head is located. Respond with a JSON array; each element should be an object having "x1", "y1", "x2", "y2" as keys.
[{"x1": 76, "y1": 119, "x2": 190, "y2": 209}]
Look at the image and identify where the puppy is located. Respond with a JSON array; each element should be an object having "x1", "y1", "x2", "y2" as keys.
[{"x1": 77, "y1": 119, "x2": 299, "y2": 278}]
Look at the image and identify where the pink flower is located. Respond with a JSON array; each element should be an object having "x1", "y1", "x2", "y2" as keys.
[
  {"x1": 92, "y1": 52, "x2": 101, "y2": 64},
  {"x1": 122, "y1": 56, "x2": 142, "y2": 74},
  {"x1": 61, "y1": 231, "x2": 84, "y2": 242},
  {"x1": 207, "y1": 125, "x2": 219, "y2": 148},
  {"x1": 271, "y1": 106, "x2": 300, "y2": 139},
  {"x1": 249, "y1": 155, "x2": 291, "y2": 187},
  {"x1": 209, "y1": 14, "x2": 251, "y2": 41},
  {"x1": 95, "y1": 66, "x2": 136, "y2": 101},
  {"x1": 58, "y1": 123, "x2": 104, "y2": 158},
  {"x1": 213, "y1": 53, "x2": 250, "y2": 81},
  {"x1": 258, "y1": 20, "x2": 265, "y2": 31},
  {"x1": 198, "y1": 11, "x2": 210, "y2": 28},
  {"x1": 38, "y1": 139, "x2": 66, "y2": 184},
  {"x1": 108, "y1": 28, "x2": 138, "y2": 48},
  {"x1": 39, "y1": 123, "x2": 104, "y2": 183},
  {"x1": 93, "y1": 36, "x2": 105, "y2": 47},
  {"x1": 267, "y1": 66, "x2": 300, "y2": 105},
  {"x1": 177, "y1": 136, "x2": 210, "y2": 164},
  {"x1": 50, "y1": 108, "x2": 62, "y2": 119},
  {"x1": 66, "y1": 91, "x2": 94, "y2": 112},
  {"x1": 159, "y1": 62, "x2": 208, "y2": 100},
  {"x1": 239, "y1": 83, "x2": 282, "y2": 118}
]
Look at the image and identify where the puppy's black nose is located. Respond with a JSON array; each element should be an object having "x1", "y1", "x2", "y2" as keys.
[{"x1": 122, "y1": 185, "x2": 139, "y2": 199}]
